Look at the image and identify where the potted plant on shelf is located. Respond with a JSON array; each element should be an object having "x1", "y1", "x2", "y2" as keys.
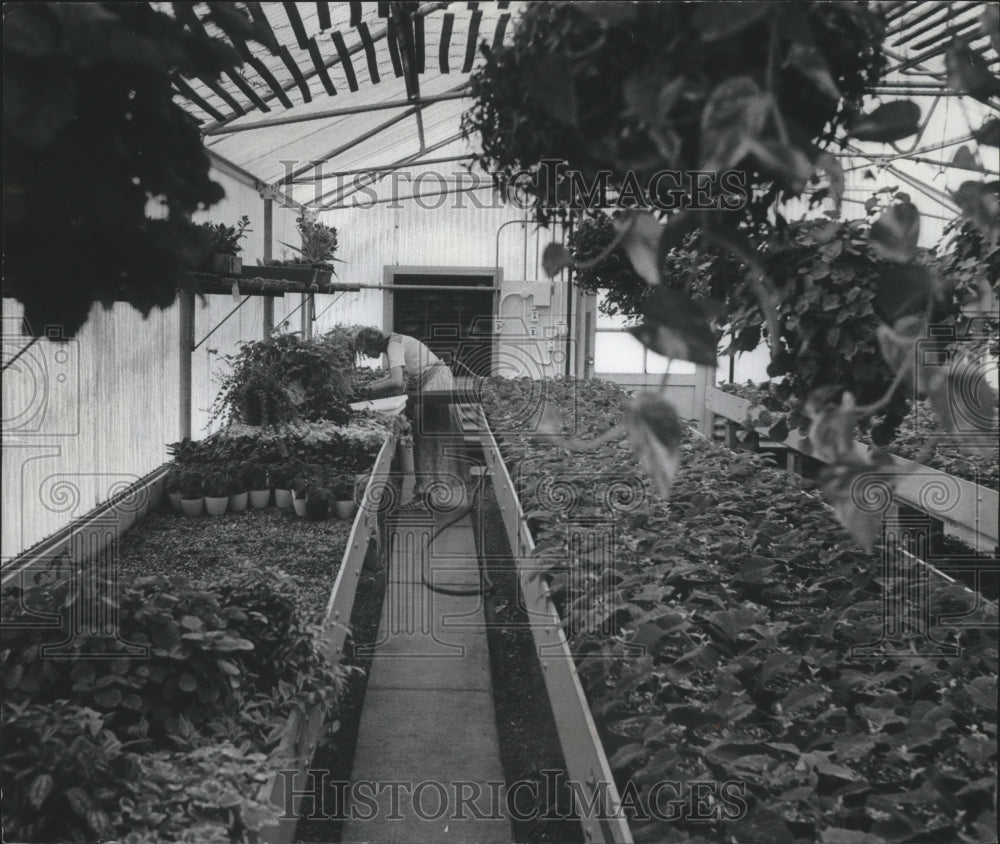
[
  {"x1": 243, "y1": 461, "x2": 270, "y2": 509},
  {"x1": 331, "y1": 475, "x2": 358, "y2": 521},
  {"x1": 199, "y1": 215, "x2": 251, "y2": 276},
  {"x1": 250, "y1": 216, "x2": 341, "y2": 285},
  {"x1": 202, "y1": 467, "x2": 231, "y2": 516},
  {"x1": 179, "y1": 468, "x2": 205, "y2": 517}
]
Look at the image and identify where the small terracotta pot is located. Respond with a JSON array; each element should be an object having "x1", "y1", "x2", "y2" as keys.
[
  {"x1": 293, "y1": 497, "x2": 308, "y2": 518},
  {"x1": 228, "y1": 491, "x2": 249, "y2": 513},
  {"x1": 205, "y1": 496, "x2": 228, "y2": 516},
  {"x1": 181, "y1": 497, "x2": 204, "y2": 517},
  {"x1": 249, "y1": 489, "x2": 271, "y2": 509},
  {"x1": 274, "y1": 489, "x2": 293, "y2": 509},
  {"x1": 168, "y1": 492, "x2": 183, "y2": 513},
  {"x1": 332, "y1": 500, "x2": 358, "y2": 520}
]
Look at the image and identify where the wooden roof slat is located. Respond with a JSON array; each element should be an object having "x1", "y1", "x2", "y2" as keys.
[
  {"x1": 887, "y1": 3, "x2": 950, "y2": 41},
  {"x1": 910, "y1": 17, "x2": 981, "y2": 54},
  {"x1": 282, "y1": 2, "x2": 311, "y2": 50},
  {"x1": 378, "y1": 2, "x2": 390, "y2": 17},
  {"x1": 415, "y1": 13, "x2": 426, "y2": 74},
  {"x1": 245, "y1": 2, "x2": 281, "y2": 54},
  {"x1": 349, "y1": 1, "x2": 363, "y2": 27},
  {"x1": 331, "y1": 30, "x2": 360, "y2": 92},
  {"x1": 892, "y1": 2, "x2": 979, "y2": 47},
  {"x1": 203, "y1": 76, "x2": 247, "y2": 117},
  {"x1": 279, "y1": 45, "x2": 313, "y2": 102},
  {"x1": 386, "y1": 18, "x2": 405, "y2": 77},
  {"x1": 317, "y1": 1, "x2": 332, "y2": 31},
  {"x1": 357, "y1": 21, "x2": 382, "y2": 84},
  {"x1": 440, "y1": 12, "x2": 454, "y2": 73},
  {"x1": 462, "y1": 9, "x2": 482, "y2": 73},
  {"x1": 245, "y1": 54, "x2": 295, "y2": 108},
  {"x1": 225, "y1": 68, "x2": 272, "y2": 113},
  {"x1": 173, "y1": 77, "x2": 226, "y2": 122},
  {"x1": 306, "y1": 38, "x2": 338, "y2": 96},
  {"x1": 492, "y1": 13, "x2": 509, "y2": 54}
]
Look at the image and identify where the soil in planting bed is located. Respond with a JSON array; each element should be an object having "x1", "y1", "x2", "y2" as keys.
[
  {"x1": 115, "y1": 505, "x2": 353, "y2": 620},
  {"x1": 294, "y1": 524, "x2": 389, "y2": 844},
  {"x1": 475, "y1": 482, "x2": 584, "y2": 844}
]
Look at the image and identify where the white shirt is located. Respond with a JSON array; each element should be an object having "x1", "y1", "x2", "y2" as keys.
[{"x1": 385, "y1": 333, "x2": 442, "y2": 380}]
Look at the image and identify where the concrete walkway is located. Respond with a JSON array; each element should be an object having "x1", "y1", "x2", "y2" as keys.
[{"x1": 340, "y1": 509, "x2": 511, "y2": 844}]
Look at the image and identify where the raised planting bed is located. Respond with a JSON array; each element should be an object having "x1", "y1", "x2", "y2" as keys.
[
  {"x1": 706, "y1": 386, "x2": 999, "y2": 554},
  {"x1": 479, "y1": 377, "x2": 998, "y2": 844},
  {"x1": 1, "y1": 428, "x2": 399, "y2": 844}
]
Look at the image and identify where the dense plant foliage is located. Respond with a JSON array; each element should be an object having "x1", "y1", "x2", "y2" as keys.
[
  {"x1": 199, "y1": 215, "x2": 252, "y2": 257},
  {"x1": 272, "y1": 216, "x2": 340, "y2": 270},
  {"x1": 1, "y1": 564, "x2": 346, "y2": 842},
  {"x1": 3, "y1": 2, "x2": 275, "y2": 337},
  {"x1": 464, "y1": 1, "x2": 884, "y2": 226},
  {"x1": 466, "y1": 2, "x2": 999, "y2": 545},
  {"x1": 481, "y1": 377, "x2": 998, "y2": 844},
  {"x1": 210, "y1": 330, "x2": 359, "y2": 426}
]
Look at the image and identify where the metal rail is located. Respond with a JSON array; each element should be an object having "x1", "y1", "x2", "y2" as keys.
[
  {"x1": 259, "y1": 430, "x2": 397, "y2": 844},
  {"x1": 478, "y1": 417, "x2": 634, "y2": 844},
  {"x1": 705, "y1": 387, "x2": 999, "y2": 552}
]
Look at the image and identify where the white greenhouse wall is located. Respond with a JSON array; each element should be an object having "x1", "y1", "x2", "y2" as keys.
[
  {"x1": 2, "y1": 167, "x2": 300, "y2": 559},
  {"x1": 312, "y1": 196, "x2": 577, "y2": 380}
]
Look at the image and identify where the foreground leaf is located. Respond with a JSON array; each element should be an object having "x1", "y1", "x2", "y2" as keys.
[
  {"x1": 870, "y1": 201, "x2": 920, "y2": 263},
  {"x1": 847, "y1": 101, "x2": 920, "y2": 143},
  {"x1": 626, "y1": 394, "x2": 684, "y2": 500}
]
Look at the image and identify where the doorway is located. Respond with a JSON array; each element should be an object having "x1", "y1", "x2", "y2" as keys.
[{"x1": 385, "y1": 268, "x2": 498, "y2": 377}]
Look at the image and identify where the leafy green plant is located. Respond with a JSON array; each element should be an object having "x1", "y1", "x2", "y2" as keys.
[
  {"x1": 199, "y1": 215, "x2": 251, "y2": 256},
  {"x1": 240, "y1": 461, "x2": 268, "y2": 491},
  {"x1": 1, "y1": 700, "x2": 136, "y2": 843},
  {"x1": 210, "y1": 330, "x2": 356, "y2": 426},
  {"x1": 178, "y1": 467, "x2": 204, "y2": 500},
  {"x1": 481, "y1": 377, "x2": 999, "y2": 843},
  {"x1": 273, "y1": 215, "x2": 340, "y2": 270},
  {"x1": 3, "y1": 3, "x2": 276, "y2": 337},
  {"x1": 201, "y1": 467, "x2": 233, "y2": 498}
]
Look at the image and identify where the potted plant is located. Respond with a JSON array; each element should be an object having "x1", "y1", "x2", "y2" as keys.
[
  {"x1": 291, "y1": 473, "x2": 312, "y2": 518},
  {"x1": 331, "y1": 475, "x2": 358, "y2": 521},
  {"x1": 305, "y1": 487, "x2": 332, "y2": 521},
  {"x1": 199, "y1": 215, "x2": 251, "y2": 275},
  {"x1": 270, "y1": 461, "x2": 299, "y2": 510},
  {"x1": 228, "y1": 462, "x2": 250, "y2": 513},
  {"x1": 178, "y1": 468, "x2": 205, "y2": 517},
  {"x1": 202, "y1": 467, "x2": 231, "y2": 516},
  {"x1": 165, "y1": 465, "x2": 184, "y2": 513},
  {"x1": 243, "y1": 462, "x2": 270, "y2": 509},
  {"x1": 251, "y1": 216, "x2": 341, "y2": 285}
]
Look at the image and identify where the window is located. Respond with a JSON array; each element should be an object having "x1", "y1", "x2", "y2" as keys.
[{"x1": 593, "y1": 293, "x2": 696, "y2": 375}]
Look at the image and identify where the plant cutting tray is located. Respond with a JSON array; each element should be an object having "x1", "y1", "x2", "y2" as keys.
[{"x1": 348, "y1": 394, "x2": 408, "y2": 415}]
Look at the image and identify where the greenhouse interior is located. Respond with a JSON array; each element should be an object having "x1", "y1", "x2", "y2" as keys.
[{"x1": 2, "y1": 2, "x2": 998, "y2": 843}]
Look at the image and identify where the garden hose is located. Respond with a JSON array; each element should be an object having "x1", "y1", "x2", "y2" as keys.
[{"x1": 420, "y1": 470, "x2": 492, "y2": 597}]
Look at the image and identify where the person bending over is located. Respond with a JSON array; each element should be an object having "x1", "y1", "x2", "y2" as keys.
[{"x1": 355, "y1": 327, "x2": 459, "y2": 507}]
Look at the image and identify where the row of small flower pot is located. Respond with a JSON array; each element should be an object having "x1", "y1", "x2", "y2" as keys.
[{"x1": 165, "y1": 463, "x2": 367, "y2": 521}]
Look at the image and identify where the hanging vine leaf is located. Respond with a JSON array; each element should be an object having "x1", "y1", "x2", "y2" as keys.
[
  {"x1": 981, "y1": 5, "x2": 1000, "y2": 55},
  {"x1": 785, "y1": 42, "x2": 841, "y2": 101},
  {"x1": 692, "y1": 1, "x2": 772, "y2": 42},
  {"x1": 804, "y1": 389, "x2": 861, "y2": 464},
  {"x1": 874, "y1": 266, "x2": 936, "y2": 323},
  {"x1": 951, "y1": 181, "x2": 1000, "y2": 240},
  {"x1": 946, "y1": 39, "x2": 1000, "y2": 103},
  {"x1": 542, "y1": 242, "x2": 574, "y2": 278},
  {"x1": 813, "y1": 153, "x2": 845, "y2": 213},
  {"x1": 628, "y1": 287, "x2": 720, "y2": 367},
  {"x1": 971, "y1": 116, "x2": 1000, "y2": 148},
  {"x1": 525, "y1": 51, "x2": 577, "y2": 126},
  {"x1": 952, "y1": 145, "x2": 983, "y2": 172},
  {"x1": 870, "y1": 201, "x2": 920, "y2": 263},
  {"x1": 876, "y1": 315, "x2": 925, "y2": 388},
  {"x1": 625, "y1": 394, "x2": 684, "y2": 500},
  {"x1": 847, "y1": 101, "x2": 921, "y2": 143},
  {"x1": 616, "y1": 211, "x2": 665, "y2": 286},
  {"x1": 700, "y1": 76, "x2": 770, "y2": 171}
]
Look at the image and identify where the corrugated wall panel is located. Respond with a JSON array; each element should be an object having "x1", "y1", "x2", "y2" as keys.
[{"x1": 2, "y1": 168, "x2": 302, "y2": 558}]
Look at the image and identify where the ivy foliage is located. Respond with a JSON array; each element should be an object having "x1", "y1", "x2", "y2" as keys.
[
  {"x1": 468, "y1": 1, "x2": 1000, "y2": 545},
  {"x1": 464, "y1": 0, "x2": 885, "y2": 225},
  {"x1": 210, "y1": 328, "x2": 360, "y2": 427},
  {"x1": 3, "y1": 3, "x2": 275, "y2": 337}
]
